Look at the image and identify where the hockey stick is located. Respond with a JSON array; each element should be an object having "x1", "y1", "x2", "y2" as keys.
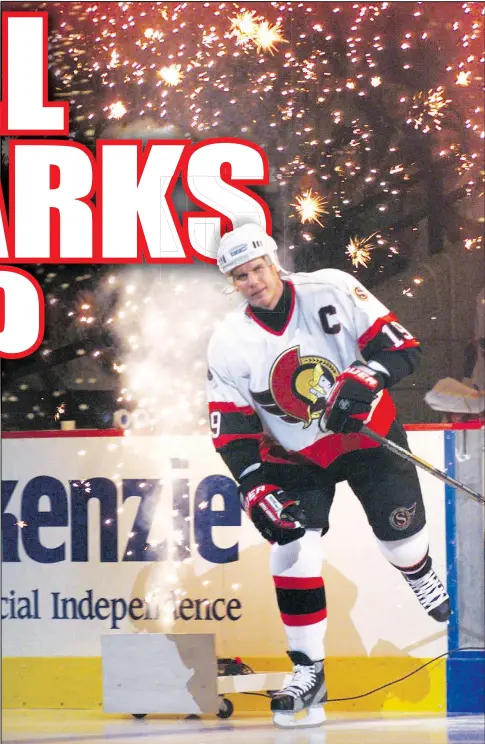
[{"x1": 361, "y1": 426, "x2": 484, "y2": 504}]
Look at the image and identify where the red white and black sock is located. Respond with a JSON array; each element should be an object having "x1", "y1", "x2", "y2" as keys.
[{"x1": 270, "y1": 529, "x2": 327, "y2": 661}]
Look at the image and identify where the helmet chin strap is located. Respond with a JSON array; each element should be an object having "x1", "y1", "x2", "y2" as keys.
[{"x1": 264, "y1": 252, "x2": 290, "y2": 275}]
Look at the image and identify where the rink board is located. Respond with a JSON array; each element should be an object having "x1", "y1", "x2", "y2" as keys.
[{"x1": 1, "y1": 426, "x2": 482, "y2": 713}]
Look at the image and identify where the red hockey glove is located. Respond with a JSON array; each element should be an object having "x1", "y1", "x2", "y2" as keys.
[
  {"x1": 241, "y1": 484, "x2": 306, "y2": 545},
  {"x1": 320, "y1": 362, "x2": 385, "y2": 434}
]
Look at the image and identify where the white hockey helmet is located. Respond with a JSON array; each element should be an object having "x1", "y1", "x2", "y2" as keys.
[{"x1": 217, "y1": 223, "x2": 280, "y2": 276}]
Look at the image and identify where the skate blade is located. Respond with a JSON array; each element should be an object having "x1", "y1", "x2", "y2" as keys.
[{"x1": 273, "y1": 706, "x2": 326, "y2": 729}]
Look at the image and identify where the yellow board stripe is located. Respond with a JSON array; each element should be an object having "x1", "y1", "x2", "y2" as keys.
[{"x1": 2, "y1": 656, "x2": 446, "y2": 713}]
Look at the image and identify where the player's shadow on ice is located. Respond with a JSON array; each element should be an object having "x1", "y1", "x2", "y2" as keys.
[
  {"x1": 323, "y1": 563, "x2": 439, "y2": 713},
  {"x1": 128, "y1": 551, "x2": 440, "y2": 715}
]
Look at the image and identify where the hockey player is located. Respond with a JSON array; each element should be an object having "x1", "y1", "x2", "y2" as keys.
[{"x1": 206, "y1": 223, "x2": 450, "y2": 728}]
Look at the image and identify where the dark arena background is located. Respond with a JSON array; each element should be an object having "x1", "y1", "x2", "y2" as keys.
[{"x1": 1, "y1": 1, "x2": 483, "y2": 432}]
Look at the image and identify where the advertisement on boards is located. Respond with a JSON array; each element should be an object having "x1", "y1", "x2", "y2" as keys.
[{"x1": 2, "y1": 431, "x2": 447, "y2": 660}]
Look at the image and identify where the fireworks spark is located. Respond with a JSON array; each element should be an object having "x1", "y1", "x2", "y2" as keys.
[
  {"x1": 158, "y1": 64, "x2": 184, "y2": 87},
  {"x1": 464, "y1": 237, "x2": 483, "y2": 250},
  {"x1": 456, "y1": 71, "x2": 472, "y2": 86},
  {"x1": 229, "y1": 11, "x2": 259, "y2": 45},
  {"x1": 292, "y1": 189, "x2": 328, "y2": 227},
  {"x1": 108, "y1": 49, "x2": 119, "y2": 69},
  {"x1": 108, "y1": 101, "x2": 127, "y2": 119},
  {"x1": 228, "y1": 11, "x2": 286, "y2": 54},
  {"x1": 426, "y1": 87, "x2": 451, "y2": 118},
  {"x1": 346, "y1": 233, "x2": 378, "y2": 268},
  {"x1": 409, "y1": 86, "x2": 451, "y2": 131},
  {"x1": 253, "y1": 20, "x2": 287, "y2": 55}
]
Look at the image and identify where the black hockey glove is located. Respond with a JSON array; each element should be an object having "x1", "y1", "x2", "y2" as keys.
[
  {"x1": 241, "y1": 484, "x2": 306, "y2": 545},
  {"x1": 320, "y1": 362, "x2": 386, "y2": 434}
]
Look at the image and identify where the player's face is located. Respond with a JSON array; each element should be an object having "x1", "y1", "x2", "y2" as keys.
[{"x1": 231, "y1": 257, "x2": 284, "y2": 309}]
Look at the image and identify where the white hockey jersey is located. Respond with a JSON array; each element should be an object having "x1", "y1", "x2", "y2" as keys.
[{"x1": 207, "y1": 269, "x2": 420, "y2": 469}]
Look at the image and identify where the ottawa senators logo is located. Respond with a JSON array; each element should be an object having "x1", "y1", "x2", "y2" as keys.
[
  {"x1": 389, "y1": 503, "x2": 417, "y2": 531},
  {"x1": 251, "y1": 346, "x2": 339, "y2": 427},
  {"x1": 353, "y1": 285, "x2": 369, "y2": 301}
]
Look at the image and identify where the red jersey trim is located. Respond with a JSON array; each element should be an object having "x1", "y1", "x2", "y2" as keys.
[
  {"x1": 209, "y1": 401, "x2": 256, "y2": 416},
  {"x1": 273, "y1": 576, "x2": 324, "y2": 590},
  {"x1": 297, "y1": 391, "x2": 397, "y2": 468},
  {"x1": 358, "y1": 312, "x2": 420, "y2": 352},
  {"x1": 259, "y1": 392, "x2": 396, "y2": 468},
  {"x1": 259, "y1": 433, "x2": 310, "y2": 466},
  {"x1": 245, "y1": 280, "x2": 295, "y2": 337},
  {"x1": 358, "y1": 312, "x2": 398, "y2": 349}
]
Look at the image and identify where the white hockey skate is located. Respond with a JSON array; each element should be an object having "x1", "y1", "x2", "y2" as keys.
[
  {"x1": 271, "y1": 651, "x2": 327, "y2": 729},
  {"x1": 404, "y1": 567, "x2": 451, "y2": 622}
]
